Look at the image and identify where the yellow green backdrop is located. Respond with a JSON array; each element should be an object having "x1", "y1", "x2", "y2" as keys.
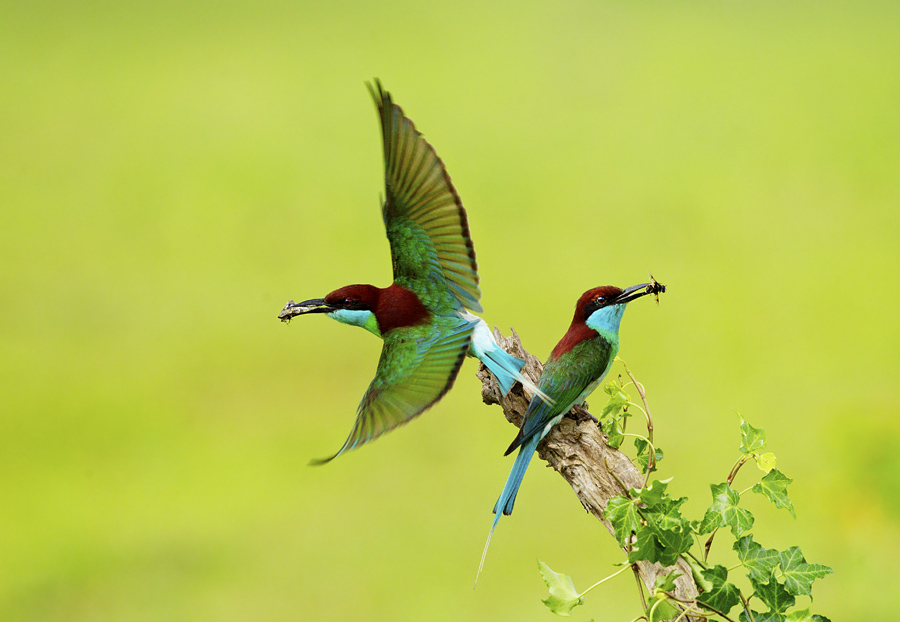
[{"x1": 2, "y1": 1, "x2": 897, "y2": 619}]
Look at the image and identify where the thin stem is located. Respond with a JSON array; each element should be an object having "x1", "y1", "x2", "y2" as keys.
[
  {"x1": 626, "y1": 401, "x2": 648, "y2": 420},
  {"x1": 673, "y1": 602, "x2": 712, "y2": 622},
  {"x1": 673, "y1": 608, "x2": 692, "y2": 622},
  {"x1": 632, "y1": 564, "x2": 648, "y2": 611},
  {"x1": 622, "y1": 433, "x2": 650, "y2": 442},
  {"x1": 675, "y1": 597, "x2": 739, "y2": 622},
  {"x1": 737, "y1": 485, "x2": 753, "y2": 496},
  {"x1": 739, "y1": 593, "x2": 755, "y2": 622},
  {"x1": 702, "y1": 460, "x2": 751, "y2": 559},
  {"x1": 685, "y1": 550, "x2": 706, "y2": 567},
  {"x1": 703, "y1": 528, "x2": 718, "y2": 562},
  {"x1": 622, "y1": 433, "x2": 658, "y2": 487},
  {"x1": 647, "y1": 596, "x2": 666, "y2": 621},
  {"x1": 726, "y1": 455, "x2": 749, "y2": 486},
  {"x1": 618, "y1": 358, "x2": 654, "y2": 445},
  {"x1": 579, "y1": 564, "x2": 631, "y2": 597}
]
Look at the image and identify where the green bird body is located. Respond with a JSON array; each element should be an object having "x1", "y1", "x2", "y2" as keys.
[
  {"x1": 476, "y1": 282, "x2": 663, "y2": 582},
  {"x1": 280, "y1": 81, "x2": 543, "y2": 463}
]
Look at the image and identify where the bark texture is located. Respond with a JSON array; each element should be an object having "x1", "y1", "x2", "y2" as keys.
[{"x1": 477, "y1": 327, "x2": 700, "y2": 613}]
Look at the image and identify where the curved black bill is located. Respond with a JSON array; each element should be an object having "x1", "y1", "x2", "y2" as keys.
[
  {"x1": 613, "y1": 280, "x2": 667, "y2": 305},
  {"x1": 278, "y1": 298, "x2": 333, "y2": 322}
]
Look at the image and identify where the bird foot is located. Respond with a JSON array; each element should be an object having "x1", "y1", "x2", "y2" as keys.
[{"x1": 567, "y1": 403, "x2": 598, "y2": 425}]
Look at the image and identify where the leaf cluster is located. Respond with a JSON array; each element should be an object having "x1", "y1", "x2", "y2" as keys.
[
  {"x1": 600, "y1": 381, "x2": 663, "y2": 477},
  {"x1": 537, "y1": 374, "x2": 832, "y2": 622}
]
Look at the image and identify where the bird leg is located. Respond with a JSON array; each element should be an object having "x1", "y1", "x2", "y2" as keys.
[{"x1": 567, "y1": 403, "x2": 598, "y2": 425}]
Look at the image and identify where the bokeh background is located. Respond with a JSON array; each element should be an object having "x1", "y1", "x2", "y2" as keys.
[{"x1": 2, "y1": 1, "x2": 898, "y2": 620}]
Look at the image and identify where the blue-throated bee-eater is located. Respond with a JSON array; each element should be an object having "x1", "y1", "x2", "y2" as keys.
[
  {"x1": 279, "y1": 81, "x2": 547, "y2": 464},
  {"x1": 477, "y1": 282, "x2": 664, "y2": 580}
]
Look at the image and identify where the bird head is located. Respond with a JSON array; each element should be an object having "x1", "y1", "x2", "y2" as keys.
[
  {"x1": 577, "y1": 282, "x2": 664, "y2": 334},
  {"x1": 278, "y1": 284, "x2": 382, "y2": 336}
]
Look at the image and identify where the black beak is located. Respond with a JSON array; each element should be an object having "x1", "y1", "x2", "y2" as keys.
[
  {"x1": 278, "y1": 298, "x2": 334, "y2": 322},
  {"x1": 613, "y1": 280, "x2": 666, "y2": 305}
]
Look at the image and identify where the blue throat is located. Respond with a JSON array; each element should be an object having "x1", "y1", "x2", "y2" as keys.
[
  {"x1": 327, "y1": 309, "x2": 382, "y2": 337},
  {"x1": 585, "y1": 304, "x2": 626, "y2": 343}
]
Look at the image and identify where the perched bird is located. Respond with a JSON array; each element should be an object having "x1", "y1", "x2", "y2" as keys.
[
  {"x1": 279, "y1": 81, "x2": 546, "y2": 464},
  {"x1": 477, "y1": 282, "x2": 663, "y2": 580}
]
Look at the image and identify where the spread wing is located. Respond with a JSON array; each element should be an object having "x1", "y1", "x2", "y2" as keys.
[
  {"x1": 368, "y1": 80, "x2": 482, "y2": 313},
  {"x1": 311, "y1": 319, "x2": 474, "y2": 464}
]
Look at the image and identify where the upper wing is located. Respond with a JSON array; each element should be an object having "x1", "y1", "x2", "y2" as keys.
[
  {"x1": 311, "y1": 319, "x2": 474, "y2": 464},
  {"x1": 368, "y1": 80, "x2": 482, "y2": 313}
]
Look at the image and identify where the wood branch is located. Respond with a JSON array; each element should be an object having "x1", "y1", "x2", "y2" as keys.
[{"x1": 477, "y1": 327, "x2": 701, "y2": 617}]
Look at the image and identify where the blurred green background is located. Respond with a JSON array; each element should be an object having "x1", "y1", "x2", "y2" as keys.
[{"x1": 2, "y1": 1, "x2": 898, "y2": 619}]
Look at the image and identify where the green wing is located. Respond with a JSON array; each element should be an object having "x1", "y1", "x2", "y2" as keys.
[
  {"x1": 517, "y1": 373, "x2": 592, "y2": 447},
  {"x1": 514, "y1": 339, "x2": 616, "y2": 451},
  {"x1": 368, "y1": 80, "x2": 482, "y2": 313},
  {"x1": 311, "y1": 319, "x2": 474, "y2": 464}
]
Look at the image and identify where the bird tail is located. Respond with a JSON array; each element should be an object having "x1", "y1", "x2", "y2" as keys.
[
  {"x1": 481, "y1": 347, "x2": 525, "y2": 395},
  {"x1": 468, "y1": 317, "x2": 554, "y2": 405},
  {"x1": 475, "y1": 437, "x2": 539, "y2": 586}
]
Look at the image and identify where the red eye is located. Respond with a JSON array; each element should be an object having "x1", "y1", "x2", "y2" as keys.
[{"x1": 343, "y1": 298, "x2": 352, "y2": 306}]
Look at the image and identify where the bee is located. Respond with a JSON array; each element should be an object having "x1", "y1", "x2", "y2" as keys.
[{"x1": 646, "y1": 273, "x2": 666, "y2": 304}]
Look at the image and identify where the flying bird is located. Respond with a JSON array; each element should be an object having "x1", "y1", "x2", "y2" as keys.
[
  {"x1": 279, "y1": 81, "x2": 547, "y2": 464},
  {"x1": 477, "y1": 281, "x2": 664, "y2": 581}
]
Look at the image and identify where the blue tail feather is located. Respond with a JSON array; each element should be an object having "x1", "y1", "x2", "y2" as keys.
[
  {"x1": 482, "y1": 348, "x2": 526, "y2": 395},
  {"x1": 476, "y1": 436, "x2": 540, "y2": 585},
  {"x1": 493, "y1": 436, "x2": 539, "y2": 516}
]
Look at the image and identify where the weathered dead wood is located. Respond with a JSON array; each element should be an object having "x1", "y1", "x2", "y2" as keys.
[{"x1": 477, "y1": 327, "x2": 700, "y2": 616}]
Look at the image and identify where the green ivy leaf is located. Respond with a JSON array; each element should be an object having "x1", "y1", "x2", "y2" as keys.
[
  {"x1": 634, "y1": 479, "x2": 671, "y2": 508},
  {"x1": 755, "y1": 452, "x2": 777, "y2": 472},
  {"x1": 740, "y1": 610, "x2": 785, "y2": 622},
  {"x1": 537, "y1": 559, "x2": 583, "y2": 616},
  {"x1": 695, "y1": 509, "x2": 720, "y2": 535},
  {"x1": 785, "y1": 608, "x2": 818, "y2": 621},
  {"x1": 752, "y1": 469, "x2": 796, "y2": 518},
  {"x1": 652, "y1": 526, "x2": 692, "y2": 567},
  {"x1": 601, "y1": 382, "x2": 629, "y2": 417},
  {"x1": 707, "y1": 482, "x2": 754, "y2": 537},
  {"x1": 733, "y1": 535, "x2": 780, "y2": 584},
  {"x1": 628, "y1": 528, "x2": 664, "y2": 565},
  {"x1": 752, "y1": 576, "x2": 795, "y2": 613},
  {"x1": 778, "y1": 547, "x2": 833, "y2": 597},
  {"x1": 604, "y1": 495, "x2": 641, "y2": 547},
  {"x1": 625, "y1": 484, "x2": 692, "y2": 567},
  {"x1": 654, "y1": 501, "x2": 690, "y2": 533},
  {"x1": 792, "y1": 611, "x2": 831, "y2": 622},
  {"x1": 630, "y1": 516, "x2": 692, "y2": 567},
  {"x1": 739, "y1": 415, "x2": 766, "y2": 454},
  {"x1": 602, "y1": 417, "x2": 624, "y2": 449},
  {"x1": 696, "y1": 565, "x2": 741, "y2": 615},
  {"x1": 653, "y1": 570, "x2": 681, "y2": 595},
  {"x1": 635, "y1": 437, "x2": 664, "y2": 472},
  {"x1": 686, "y1": 556, "x2": 713, "y2": 592},
  {"x1": 647, "y1": 594, "x2": 680, "y2": 622}
]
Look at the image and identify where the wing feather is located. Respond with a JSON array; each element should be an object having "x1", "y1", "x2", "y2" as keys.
[
  {"x1": 368, "y1": 80, "x2": 482, "y2": 313},
  {"x1": 311, "y1": 320, "x2": 474, "y2": 464}
]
